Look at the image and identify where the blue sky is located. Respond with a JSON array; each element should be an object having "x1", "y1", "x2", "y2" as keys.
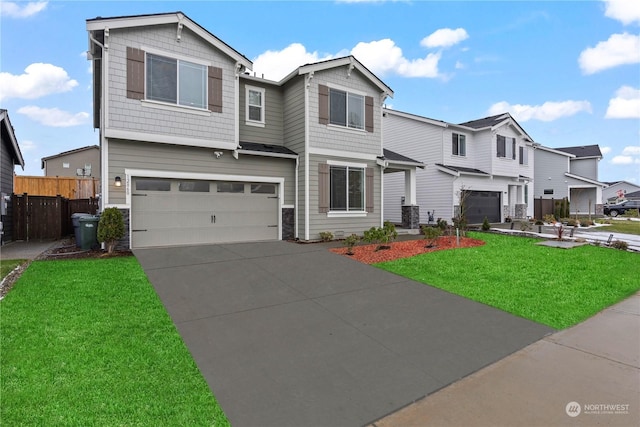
[{"x1": 1, "y1": 0, "x2": 639, "y2": 183}]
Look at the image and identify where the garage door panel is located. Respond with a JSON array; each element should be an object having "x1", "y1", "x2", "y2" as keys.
[{"x1": 131, "y1": 178, "x2": 280, "y2": 248}]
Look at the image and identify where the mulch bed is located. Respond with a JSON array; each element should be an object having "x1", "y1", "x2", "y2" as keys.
[{"x1": 330, "y1": 236, "x2": 485, "y2": 264}]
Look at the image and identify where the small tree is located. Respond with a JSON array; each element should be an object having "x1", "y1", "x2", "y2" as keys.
[
  {"x1": 421, "y1": 225, "x2": 442, "y2": 248},
  {"x1": 481, "y1": 216, "x2": 491, "y2": 231},
  {"x1": 343, "y1": 234, "x2": 359, "y2": 255},
  {"x1": 363, "y1": 221, "x2": 398, "y2": 251},
  {"x1": 97, "y1": 207, "x2": 125, "y2": 254}
]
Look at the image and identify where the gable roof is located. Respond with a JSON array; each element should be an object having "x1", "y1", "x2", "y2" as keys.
[
  {"x1": 238, "y1": 141, "x2": 298, "y2": 159},
  {"x1": 555, "y1": 145, "x2": 602, "y2": 159},
  {"x1": 41, "y1": 145, "x2": 99, "y2": 169},
  {"x1": 284, "y1": 56, "x2": 394, "y2": 98},
  {"x1": 458, "y1": 112, "x2": 533, "y2": 141},
  {"x1": 435, "y1": 164, "x2": 490, "y2": 176},
  {"x1": 0, "y1": 109, "x2": 25, "y2": 169},
  {"x1": 86, "y1": 12, "x2": 252, "y2": 69}
]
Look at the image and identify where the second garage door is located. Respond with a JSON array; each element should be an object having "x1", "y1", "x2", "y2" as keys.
[
  {"x1": 131, "y1": 178, "x2": 279, "y2": 248},
  {"x1": 465, "y1": 191, "x2": 501, "y2": 224}
]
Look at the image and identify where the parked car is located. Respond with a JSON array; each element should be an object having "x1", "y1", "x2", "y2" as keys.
[{"x1": 603, "y1": 200, "x2": 640, "y2": 217}]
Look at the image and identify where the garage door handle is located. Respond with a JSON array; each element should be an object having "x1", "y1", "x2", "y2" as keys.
[
  {"x1": 268, "y1": 225, "x2": 278, "y2": 227},
  {"x1": 132, "y1": 229, "x2": 147, "y2": 232}
]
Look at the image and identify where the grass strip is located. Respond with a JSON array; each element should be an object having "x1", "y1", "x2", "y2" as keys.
[
  {"x1": 1, "y1": 257, "x2": 229, "y2": 426},
  {"x1": 375, "y1": 232, "x2": 640, "y2": 329},
  {"x1": 1, "y1": 259, "x2": 27, "y2": 280}
]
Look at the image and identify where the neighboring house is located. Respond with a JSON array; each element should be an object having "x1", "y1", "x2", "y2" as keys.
[
  {"x1": 602, "y1": 181, "x2": 640, "y2": 204},
  {"x1": 533, "y1": 144, "x2": 605, "y2": 216},
  {"x1": 86, "y1": 12, "x2": 421, "y2": 248},
  {"x1": 383, "y1": 110, "x2": 535, "y2": 225},
  {"x1": 624, "y1": 190, "x2": 640, "y2": 201},
  {"x1": 0, "y1": 109, "x2": 25, "y2": 244},
  {"x1": 41, "y1": 145, "x2": 100, "y2": 178}
]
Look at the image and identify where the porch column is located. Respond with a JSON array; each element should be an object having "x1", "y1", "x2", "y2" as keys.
[{"x1": 401, "y1": 169, "x2": 420, "y2": 229}]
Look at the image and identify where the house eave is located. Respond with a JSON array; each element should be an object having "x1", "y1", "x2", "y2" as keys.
[
  {"x1": 0, "y1": 109, "x2": 25, "y2": 169},
  {"x1": 565, "y1": 173, "x2": 607, "y2": 187}
]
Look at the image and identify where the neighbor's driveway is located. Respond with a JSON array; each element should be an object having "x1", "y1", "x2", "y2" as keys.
[{"x1": 135, "y1": 241, "x2": 552, "y2": 427}]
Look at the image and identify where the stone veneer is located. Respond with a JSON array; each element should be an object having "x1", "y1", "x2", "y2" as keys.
[
  {"x1": 401, "y1": 205, "x2": 420, "y2": 229},
  {"x1": 282, "y1": 207, "x2": 295, "y2": 241}
]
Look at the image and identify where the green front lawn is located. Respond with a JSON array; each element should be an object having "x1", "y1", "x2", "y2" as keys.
[
  {"x1": 594, "y1": 218, "x2": 640, "y2": 235},
  {"x1": 376, "y1": 232, "x2": 640, "y2": 329},
  {"x1": 0, "y1": 257, "x2": 229, "y2": 426},
  {"x1": 1, "y1": 259, "x2": 27, "y2": 280}
]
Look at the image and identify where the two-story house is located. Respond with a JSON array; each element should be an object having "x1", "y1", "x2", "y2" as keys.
[
  {"x1": 1, "y1": 109, "x2": 25, "y2": 244},
  {"x1": 41, "y1": 145, "x2": 100, "y2": 178},
  {"x1": 87, "y1": 12, "x2": 420, "y2": 248},
  {"x1": 533, "y1": 144, "x2": 605, "y2": 217},
  {"x1": 383, "y1": 110, "x2": 535, "y2": 225}
]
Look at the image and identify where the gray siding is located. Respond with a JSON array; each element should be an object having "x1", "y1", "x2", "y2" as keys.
[
  {"x1": 0, "y1": 137, "x2": 14, "y2": 196},
  {"x1": 44, "y1": 148, "x2": 100, "y2": 178},
  {"x1": 534, "y1": 149, "x2": 570, "y2": 199},
  {"x1": 107, "y1": 25, "x2": 237, "y2": 144},
  {"x1": 282, "y1": 77, "x2": 306, "y2": 232},
  {"x1": 107, "y1": 139, "x2": 295, "y2": 206},
  {"x1": 570, "y1": 158, "x2": 598, "y2": 180},
  {"x1": 239, "y1": 79, "x2": 284, "y2": 146},
  {"x1": 308, "y1": 68, "x2": 383, "y2": 156}
]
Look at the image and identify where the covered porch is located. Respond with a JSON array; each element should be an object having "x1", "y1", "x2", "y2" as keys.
[{"x1": 379, "y1": 149, "x2": 425, "y2": 230}]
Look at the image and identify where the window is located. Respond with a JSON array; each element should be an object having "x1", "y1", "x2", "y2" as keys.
[
  {"x1": 217, "y1": 182, "x2": 244, "y2": 193},
  {"x1": 329, "y1": 88, "x2": 364, "y2": 130},
  {"x1": 519, "y1": 146, "x2": 528, "y2": 165},
  {"x1": 330, "y1": 166, "x2": 364, "y2": 211},
  {"x1": 246, "y1": 86, "x2": 265, "y2": 124},
  {"x1": 63, "y1": 162, "x2": 70, "y2": 169},
  {"x1": 452, "y1": 133, "x2": 466, "y2": 156},
  {"x1": 136, "y1": 179, "x2": 171, "y2": 191},
  {"x1": 146, "y1": 53, "x2": 207, "y2": 109},
  {"x1": 179, "y1": 181, "x2": 210, "y2": 192},
  {"x1": 544, "y1": 189, "x2": 554, "y2": 195},
  {"x1": 497, "y1": 135, "x2": 516, "y2": 159},
  {"x1": 251, "y1": 184, "x2": 276, "y2": 194}
]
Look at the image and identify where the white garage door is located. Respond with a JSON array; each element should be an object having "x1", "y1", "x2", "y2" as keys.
[{"x1": 131, "y1": 178, "x2": 279, "y2": 248}]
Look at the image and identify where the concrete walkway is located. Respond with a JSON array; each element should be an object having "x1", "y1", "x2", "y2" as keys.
[
  {"x1": 371, "y1": 291, "x2": 640, "y2": 427},
  {"x1": 0, "y1": 240, "x2": 61, "y2": 260}
]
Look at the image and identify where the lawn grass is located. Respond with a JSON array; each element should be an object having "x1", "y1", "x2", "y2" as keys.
[
  {"x1": 1, "y1": 259, "x2": 27, "y2": 280},
  {"x1": 0, "y1": 256, "x2": 229, "y2": 426},
  {"x1": 594, "y1": 218, "x2": 640, "y2": 235},
  {"x1": 376, "y1": 232, "x2": 640, "y2": 329}
]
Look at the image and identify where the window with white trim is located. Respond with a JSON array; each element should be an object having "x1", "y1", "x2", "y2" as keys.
[
  {"x1": 245, "y1": 86, "x2": 265, "y2": 124},
  {"x1": 330, "y1": 165, "x2": 364, "y2": 211},
  {"x1": 497, "y1": 135, "x2": 516, "y2": 159},
  {"x1": 452, "y1": 133, "x2": 466, "y2": 156},
  {"x1": 519, "y1": 146, "x2": 528, "y2": 165},
  {"x1": 146, "y1": 53, "x2": 207, "y2": 109},
  {"x1": 330, "y1": 88, "x2": 364, "y2": 130}
]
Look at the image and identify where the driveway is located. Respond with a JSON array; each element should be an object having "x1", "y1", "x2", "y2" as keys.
[{"x1": 135, "y1": 241, "x2": 552, "y2": 427}]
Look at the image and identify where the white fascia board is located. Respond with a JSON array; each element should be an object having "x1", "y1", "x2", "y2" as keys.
[
  {"x1": 535, "y1": 145, "x2": 576, "y2": 157},
  {"x1": 435, "y1": 165, "x2": 460, "y2": 176},
  {"x1": 0, "y1": 112, "x2": 25, "y2": 168},
  {"x1": 105, "y1": 128, "x2": 237, "y2": 151},
  {"x1": 308, "y1": 147, "x2": 378, "y2": 161},
  {"x1": 383, "y1": 109, "x2": 448, "y2": 128},
  {"x1": 565, "y1": 173, "x2": 606, "y2": 187},
  {"x1": 386, "y1": 160, "x2": 426, "y2": 169},
  {"x1": 86, "y1": 13, "x2": 252, "y2": 69},
  {"x1": 236, "y1": 149, "x2": 298, "y2": 160},
  {"x1": 491, "y1": 118, "x2": 528, "y2": 137}
]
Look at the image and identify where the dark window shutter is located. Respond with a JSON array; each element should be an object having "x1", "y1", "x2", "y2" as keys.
[
  {"x1": 318, "y1": 84, "x2": 329, "y2": 125},
  {"x1": 366, "y1": 167, "x2": 374, "y2": 212},
  {"x1": 365, "y1": 96, "x2": 374, "y2": 132},
  {"x1": 208, "y1": 66, "x2": 223, "y2": 113},
  {"x1": 127, "y1": 47, "x2": 145, "y2": 100},
  {"x1": 318, "y1": 163, "x2": 329, "y2": 213}
]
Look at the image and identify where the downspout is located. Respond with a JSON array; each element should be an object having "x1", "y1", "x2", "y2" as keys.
[
  {"x1": 304, "y1": 72, "x2": 314, "y2": 241},
  {"x1": 90, "y1": 30, "x2": 108, "y2": 211},
  {"x1": 295, "y1": 156, "x2": 299, "y2": 239},
  {"x1": 380, "y1": 96, "x2": 387, "y2": 227},
  {"x1": 234, "y1": 63, "x2": 242, "y2": 148}
]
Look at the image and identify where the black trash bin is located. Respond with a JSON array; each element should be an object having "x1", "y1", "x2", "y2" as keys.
[
  {"x1": 78, "y1": 215, "x2": 100, "y2": 250},
  {"x1": 71, "y1": 213, "x2": 91, "y2": 247}
]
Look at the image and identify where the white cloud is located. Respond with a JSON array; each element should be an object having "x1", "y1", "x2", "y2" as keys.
[
  {"x1": 0, "y1": 63, "x2": 78, "y2": 101},
  {"x1": 487, "y1": 100, "x2": 592, "y2": 122},
  {"x1": 19, "y1": 140, "x2": 37, "y2": 151},
  {"x1": 420, "y1": 28, "x2": 469, "y2": 48},
  {"x1": 601, "y1": 146, "x2": 612, "y2": 155},
  {"x1": 0, "y1": 1, "x2": 47, "y2": 18},
  {"x1": 622, "y1": 146, "x2": 640, "y2": 156},
  {"x1": 455, "y1": 61, "x2": 465, "y2": 70},
  {"x1": 252, "y1": 39, "x2": 444, "y2": 81},
  {"x1": 611, "y1": 155, "x2": 634, "y2": 165},
  {"x1": 578, "y1": 33, "x2": 640, "y2": 74},
  {"x1": 603, "y1": 0, "x2": 640, "y2": 25},
  {"x1": 605, "y1": 86, "x2": 640, "y2": 118},
  {"x1": 352, "y1": 39, "x2": 441, "y2": 78},
  {"x1": 18, "y1": 106, "x2": 89, "y2": 127}
]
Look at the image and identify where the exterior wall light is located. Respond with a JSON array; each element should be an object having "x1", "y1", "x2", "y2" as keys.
[{"x1": 115, "y1": 176, "x2": 122, "y2": 187}]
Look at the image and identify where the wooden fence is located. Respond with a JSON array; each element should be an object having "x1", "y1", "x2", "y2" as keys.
[
  {"x1": 11, "y1": 194, "x2": 99, "y2": 241},
  {"x1": 534, "y1": 197, "x2": 569, "y2": 220},
  {"x1": 14, "y1": 176, "x2": 99, "y2": 199}
]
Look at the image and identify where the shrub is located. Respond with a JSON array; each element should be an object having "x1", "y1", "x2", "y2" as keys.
[
  {"x1": 622, "y1": 209, "x2": 639, "y2": 218},
  {"x1": 421, "y1": 225, "x2": 442, "y2": 248},
  {"x1": 611, "y1": 240, "x2": 628, "y2": 251},
  {"x1": 363, "y1": 221, "x2": 398, "y2": 251},
  {"x1": 343, "y1": 234, "x2": 359, "y2": 255},
  {"x1": 566, "y1": 218, "x2": 579, "y2": 227},
  {"x1": 97, "y1": 207, "x2": 125, "y2": 254},
  {"x1": 543, "y1": 214, "x2": 556, "y2": 224},
  {"x1": 481, "y1": 216, "x2": 491, "y2": 231},
  {"x1": 520, "y1": 221, "x2": 531, "y2": 232},
  {"x1": 436, "y1": 218, "x2": 448, "y2": 231},
  {"x1": 319, "y1": 231, "x2": 334, "y2": 242},
  {"x1": 535, "y1": 219, "x2": 544, "y2": 226}
]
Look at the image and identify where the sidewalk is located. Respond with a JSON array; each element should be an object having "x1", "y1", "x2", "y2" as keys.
[
  {"x1": 0, "y1": 240, "x2": 62, "y2": 260},
  {"x1": 370, "y1": 291, "x2": 640, "y2": 427}
]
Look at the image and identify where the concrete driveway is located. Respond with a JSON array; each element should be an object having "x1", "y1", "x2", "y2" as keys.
[{"x1": 135, "y1": 241, "x2": 553, "y2": 427}]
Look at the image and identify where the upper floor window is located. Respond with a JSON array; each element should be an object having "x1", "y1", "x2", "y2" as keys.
[
  {"x1": 497, "y1": 135, "x2": 516, "y2": 159},
  {"x1": 245, "y1": 86, "x2": 265, "y2": 125},
  {"x1": 452, "y1": 133, "x2": 466, "y2": 156},
  {"x1": 519, "y1": 146, "x2": 528, "y2": 165},
  {"x1": 146, "y1": 53, "x2": 207, "y2": 109},
  {"x1": 330, "y1": 88, "x2": 364, "y2": 130}
]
